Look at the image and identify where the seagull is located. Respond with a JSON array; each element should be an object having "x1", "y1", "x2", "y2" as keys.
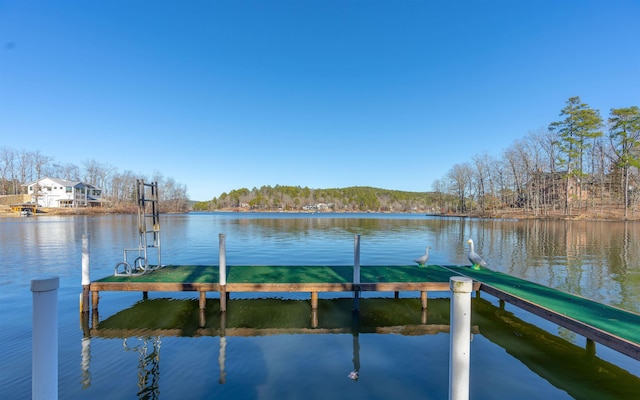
[
  {"x1": 414, "y1": 246, "x2": 431, "y2": 267},
  {"x1": 467, "y1": 239, "x2": 487, "y2": 270}
]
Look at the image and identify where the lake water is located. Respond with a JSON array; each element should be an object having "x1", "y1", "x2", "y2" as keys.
[{"x1": 1, "y1": 212, "x2": 639, "y2": 399}]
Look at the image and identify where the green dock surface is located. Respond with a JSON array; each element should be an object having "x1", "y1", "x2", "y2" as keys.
[
  {"x1": 95, "y1": 264, "x2": 460, "y2": 284},
  {"x1": 444, "y1": 266, "x2": 640, "y2": 347}
]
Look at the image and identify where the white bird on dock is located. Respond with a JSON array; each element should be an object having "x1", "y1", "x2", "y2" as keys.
[
  {"x1": 467, "y1": 239, "x2": 487, "y2": 270},
  {"x1": 414, "y1": 246, "x2": 432, "y2": 267}
]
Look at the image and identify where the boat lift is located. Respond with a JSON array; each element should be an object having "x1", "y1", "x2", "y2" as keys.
[{"x1": 114, "y1": 180, "x2": 163, "y2": 276}]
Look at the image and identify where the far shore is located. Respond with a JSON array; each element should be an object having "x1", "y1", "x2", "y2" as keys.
[{"x1": 3, "y1": 205, "x2": 639, "y2": 221}]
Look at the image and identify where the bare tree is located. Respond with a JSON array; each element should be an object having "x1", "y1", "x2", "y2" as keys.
[
  {"x1": 446, "y1": 163, "x2": 473, "y2": 212},
  {"x1": 471, "y1": 152, "x2": 493, "y2": 212},
  {"x1": 0, "y1": 147, "x2": 17, "y2": 194}
]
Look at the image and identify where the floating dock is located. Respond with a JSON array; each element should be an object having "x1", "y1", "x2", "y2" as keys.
[{"x1": 88, "y1": 263, "x2": 640, "y2": 361}]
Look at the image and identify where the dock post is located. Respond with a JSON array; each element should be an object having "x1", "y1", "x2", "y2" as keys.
[
  {"x1": 31, "y1": 276, "x2": 59, "y2": 400},
  {"x1": 586, "y1": 338, "x2": 596, "y2": 357},
  {"x1": 421, "y1": 291, "x2": 428, "y2": 310},
  {"x1": 311, "y1": 292, "x2": 319, "y2": 328},
  {"x1": 91, "y1": 290, "x2": 99, "y2": 311},
  {"x1": 219, "y1": 234, "x2": 227, "y2": 312},
  {"x1": 449, "y1": 276, "x2": 473, "y2": 400},
  {"x1": 81, "y1": 234, "x2": 90, "y2": 313},
  {"x1": 353, "y1": 234, "x2": 361, "y2": 312},
  {"x1": 199, "y1": 291, "x2": 207, "y2": 310}
]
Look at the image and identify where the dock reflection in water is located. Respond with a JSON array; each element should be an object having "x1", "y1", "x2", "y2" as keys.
[{"x1": 82, "y1": 296, "x2": 640, "y2": 399}]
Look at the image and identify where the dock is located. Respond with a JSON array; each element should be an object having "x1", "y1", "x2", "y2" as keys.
[
  {"x1": 88, "y1": 263, "x2": 640, "y2": 361},
  {"x1": 90, "y1": 264, "x2": 478, "y2": 311}
]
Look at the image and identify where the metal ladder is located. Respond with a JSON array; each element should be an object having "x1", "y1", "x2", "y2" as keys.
[{"x1": 114, "y1": 179, "x2": 163, "y2": 276}]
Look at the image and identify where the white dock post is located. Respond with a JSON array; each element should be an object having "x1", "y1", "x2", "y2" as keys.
[
  {"x1": 32, "y1": 276, "x2": 59, "y2": 400},
  {"x1": 353, "y1": 234, "x2": 361, "y2": 311},
  {"x1": 449, "y1": 276, "x2": 473, "y2": 400},
  {"x1": 219, "y1": 234, "x2": 227, "y2": 312},
  {"x1": 81, "y1": 234, "x2": 90, "y2": 313}
]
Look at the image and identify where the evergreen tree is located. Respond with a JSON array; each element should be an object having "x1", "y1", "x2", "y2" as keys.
[
  {"x1": 609, "y1": 106, "x2": 640, "y2": 217},
  {"x1": 549, "y1": 97, "x2": 603, "y2": 214}
]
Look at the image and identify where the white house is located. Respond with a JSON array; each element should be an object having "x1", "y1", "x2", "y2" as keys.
[{"x1": 24, "y1": 177, "x2": 105, "y2": 208}]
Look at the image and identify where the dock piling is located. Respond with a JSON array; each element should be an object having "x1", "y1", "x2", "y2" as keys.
[
  {"x1": 353, "y1": 234, "x2": 361, "y2": 311},
  {"x1": 31, "y1": 276, "x2": 59, "y2": 400},
  {"x1": 421, "y1": 291, "x2": 428, "y2": 310},
  {"x1": 199, "y1": 291, "x2": 207, "y2": 310},
  {"x1": 219, "y1": 234, "x2": 227, "y2": 312},
  {"x1": 449, "y1": 276, "x2": 473, "y2": 400},
  {"x1": 81, "y1": 234, "x2": 90, "y2": 313}
]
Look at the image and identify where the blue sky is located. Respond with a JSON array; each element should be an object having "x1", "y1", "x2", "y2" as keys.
[{"x1": 1, "y1": 1, "x2": 639, "y2": 201}]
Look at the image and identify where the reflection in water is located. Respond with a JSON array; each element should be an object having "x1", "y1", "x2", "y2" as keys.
[
  {"x1": 81, "y1": 337, "x2": 91, "y2": 390},
  {"x1": 349, "y1": 314, "x2": 360, "y2": 382},
  {"x1": 493, "y1": 219, "x2": 640, "y2": 311},
  {"x1": 473, "y1": 296, "x2": 640, "y2": 399},
  {"x1": 84, "y1": 297, "x2": 640, "y2": 399},
  {"x1": 123, "y1": 336, "x2": 161, "y2": 400}
]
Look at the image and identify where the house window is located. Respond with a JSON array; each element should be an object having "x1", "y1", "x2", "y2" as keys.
[{"x1": 65, "y1": 186, "x2": 72, "y2": 193}]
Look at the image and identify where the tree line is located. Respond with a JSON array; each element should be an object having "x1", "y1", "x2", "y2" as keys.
[
  {"x1": 6, "y1": 97, "x2": 636, "y2": 217},
  {"x1": 432, "y1": 97, "x2": 639, "y2": 218},
  {"x1": 193, "y1": 185, "x2": 443, "y2": 213},
  {"x1": 0, "y1": 148, "x2": 190, "y2": 212},
  {"x1": 195, "y1": 97, "x2": 639, "y2": 218}
]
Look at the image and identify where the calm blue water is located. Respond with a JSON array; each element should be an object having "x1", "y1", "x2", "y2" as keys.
[{"x1": 1, "y1": 212, "x2": 639, "y2": 399}]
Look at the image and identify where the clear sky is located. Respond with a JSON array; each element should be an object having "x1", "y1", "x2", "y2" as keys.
[{"x1": 1, "y1": 1, "x2": 639, "y2": 201}]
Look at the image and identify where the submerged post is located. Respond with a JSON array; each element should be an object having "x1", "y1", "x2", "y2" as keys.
[
  {"x1": 81, "y1": 234, "x2": 90, "y2": 313},
  {"x1": 219, "y1": 234, "x2": 227, "y2": 312},
  {"x1": 353, "y1": 234, "x2": 361, "y2": 311},
  {"x1": 32, "y1": 276, "x2": 59, "y2": 400},
  {"x1": 449, "y1": 276, "x2": 473, "y2": 400}
]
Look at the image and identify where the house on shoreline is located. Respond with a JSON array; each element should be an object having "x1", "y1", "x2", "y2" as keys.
[{"x1": 24, "y1": 177, "x2": 105, "y2": 208}]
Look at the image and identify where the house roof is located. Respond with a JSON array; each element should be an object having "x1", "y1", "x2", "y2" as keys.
[{"x1": 23, "y1": 176, "x2": 101, "y2": 189}]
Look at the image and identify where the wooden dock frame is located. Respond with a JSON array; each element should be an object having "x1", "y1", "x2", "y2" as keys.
[
  {"x1": 83, "y1": 233, "x2": 640, "y2": 362},
  {"x1": 88, "y1": 234, "x2": 473, "y2": 314},
  {"x1": 89, "y1": 281, "x2": 465, "y2": 314}
]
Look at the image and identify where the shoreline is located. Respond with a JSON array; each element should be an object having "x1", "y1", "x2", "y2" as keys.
[{"x1": 5, "y1": 206, "x2": 639, "y2": 221}]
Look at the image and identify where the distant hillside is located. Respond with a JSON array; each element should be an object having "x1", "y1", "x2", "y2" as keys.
[{"x1": 192, "y1": 185, "x2": 453, "y2": 213}]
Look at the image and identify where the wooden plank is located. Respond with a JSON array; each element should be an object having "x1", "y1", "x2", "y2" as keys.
[
  {"x1": 90, "y1": 282, "x2": 220, "y2": 292},
  {"x1": 90, "y1": 278, "x2": 478, "y2": 294},
  {"x1": 480, "y1": 283, "x2": 640, "y2": 361},
  {"x1": 358, "y1": 282, "x2": 479, "y2": 292},
  {"x1": 226, "y1": 282, "x2": 355, "y2": 292}
]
